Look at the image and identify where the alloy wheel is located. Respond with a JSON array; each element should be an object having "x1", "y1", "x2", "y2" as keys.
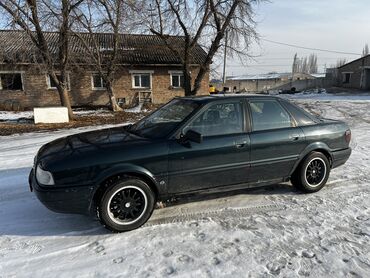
[
  {"x1": 107, "y1": 186, "x2": 148, "y2": 225},
  {"x1": 304, "y1": 157, "x2": 327, "y2": 187}
]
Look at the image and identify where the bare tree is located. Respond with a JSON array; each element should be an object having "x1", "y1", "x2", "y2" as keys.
[
  {"x1": 73, "y1": 0, "x2": 135, "y2": 111},
  {"x1": 137, "y1": 0, "x2": 260, "y2": 96},
  {"x1": 362, "y1": 43, "x2": 369, "y2": 57},
  {"x1": 0, "y1": 0, "x2": 83, "y2": 119},
  {"x1": 293, "y1": 53, "x2": 318, "y2": 74},
  {"x1": 308, "y1": 53, "x2": 318, "y2": 74}
]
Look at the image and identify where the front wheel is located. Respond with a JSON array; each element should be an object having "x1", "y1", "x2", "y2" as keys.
[
  {"x1": 291, "y1": 152, "x2": 330, "y2": 193},
  {"x1": 99, "y1": 178, "x2": 155, "y2": 232}
]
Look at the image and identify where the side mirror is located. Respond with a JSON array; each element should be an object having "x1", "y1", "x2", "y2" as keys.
[{"x1": 183, "y1": 129, "x2": 203, "y2": 143}]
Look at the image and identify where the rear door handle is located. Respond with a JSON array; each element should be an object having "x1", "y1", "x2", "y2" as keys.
[{"x1": 235, "y1": 140, "x2": 248, "y2": 149}]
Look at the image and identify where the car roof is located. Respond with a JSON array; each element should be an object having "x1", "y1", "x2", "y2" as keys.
[{"x1": 179, "y1": 94, "x2": 281, "y2": 104}]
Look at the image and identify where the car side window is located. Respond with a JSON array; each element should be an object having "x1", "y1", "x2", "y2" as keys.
[
  {"x1": 250, "y1": 100, "x2": 292, "y2": 131},
  {"x1": 185, "y1": 102, "x2": 244, "y2": 137}
]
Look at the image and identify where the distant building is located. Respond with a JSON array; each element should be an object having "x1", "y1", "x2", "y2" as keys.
[
  {"x1": 0, "y1": 30, "x2": 209, "y2": 110},
  {"x1": 335, "y1": 55, "x2": 370, "y2": 90},
  {"x1": 215, "y1": 72, "x2": 323, "y2": 93}
]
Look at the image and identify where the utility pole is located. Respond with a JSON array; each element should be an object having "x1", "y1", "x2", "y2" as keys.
[{"x1": 222, "y1": 30, "x2": 228, "y2": 85}]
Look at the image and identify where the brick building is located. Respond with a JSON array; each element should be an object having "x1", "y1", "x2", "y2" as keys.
[
  {"x1": 0, "y1": 30, "x2": 209, "y2": 110},
  {"x1": 335, "y1": 55, "x2": 370, "y2": 90}
]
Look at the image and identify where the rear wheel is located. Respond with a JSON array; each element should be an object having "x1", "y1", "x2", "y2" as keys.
[
  {"x1": 291, "y1": 152, "x2": 330, "y2": 193},
  {"x1": 99, "y1": 178, "x2": 155, "y2": 232}
]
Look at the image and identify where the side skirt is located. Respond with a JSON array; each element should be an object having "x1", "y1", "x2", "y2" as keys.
[{"x1": 159, "y1": 177, "x2": 288, "y2": 202}]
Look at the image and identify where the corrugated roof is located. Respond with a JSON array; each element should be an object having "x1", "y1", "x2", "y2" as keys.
[
  {"x1": 0, "y1": 30, "x2": 207, "y2": 65},
  {"x1": 227, "y1": 73, "x2": 289, "y2": 81}
]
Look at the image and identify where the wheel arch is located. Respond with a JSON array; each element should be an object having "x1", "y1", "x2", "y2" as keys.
[
  {"x1": 89, "y1": 165, "x2": 161, "y2": 215},
  {"x1": 290, "y1": 142, "x2": 333, "y2": 176}
]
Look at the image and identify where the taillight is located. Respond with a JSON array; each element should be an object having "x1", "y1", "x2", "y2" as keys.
[{"x1": 345, "y1": 129, "x2": 351, "y2": 143}]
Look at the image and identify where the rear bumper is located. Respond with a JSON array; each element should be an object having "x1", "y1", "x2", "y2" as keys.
[
  {"x1": 29, "y1": 169, "x2": 94, "y2": 215},
  {"x1": 331, "y1": 147, "x2": 351, "y2": 168}
]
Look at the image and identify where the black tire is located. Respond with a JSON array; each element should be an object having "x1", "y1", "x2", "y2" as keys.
[
  {"x1": 99, "y1": 178, "x2": 155, "y2": 232},
  {"x1": 291, "y1": 152, "x2": 330, "y2": 193}
]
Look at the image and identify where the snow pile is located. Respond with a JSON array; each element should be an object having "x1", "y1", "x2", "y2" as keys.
[
  {"x1": 0, "y1": 98, "x2": 369, "y2": 277},
  {"x1": 73, "y1": 109, "x2": 113, "y2": 117},
  {"x1": 125, "y1": 102, "x2": 146, "y2": 113},
  {"x1": 0, "y1": 111, "x2": 33, "y2": 121},
  {"x1": 0, "y1": 109, "x2": 114, "y2": 123}
]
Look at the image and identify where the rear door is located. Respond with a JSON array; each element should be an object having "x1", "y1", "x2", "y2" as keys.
[
  {"x1": 167, "y1": 100, "x2": 250, "y2": 193},
  {"x1": 248, "y1": 99, "x2": 306, "y2": 182}
]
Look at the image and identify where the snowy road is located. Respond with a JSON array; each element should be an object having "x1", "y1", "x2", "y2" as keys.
[{"x1": 0, "y1": 98, "x2": 369, "y2": 277}]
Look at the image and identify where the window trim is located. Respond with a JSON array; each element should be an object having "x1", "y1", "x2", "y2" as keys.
[
  {"x1": 168, "y1": 70, "x2": 184, "y2": 89},
  {"x1": 129, "y1": 70, "x2": 153, "y2": 89},
  {"x1": 91, "y1": 73, "x2": 106, "y2": 90},
  {"x1": 46, "y1": 73, "x2": 71, "y2": 90},
  {"x1": 248, "y1": 99, "x2": 294, "y2": 132},
  {"x1": 0, "y1": 71, "x2": 25, "y2": 91}
]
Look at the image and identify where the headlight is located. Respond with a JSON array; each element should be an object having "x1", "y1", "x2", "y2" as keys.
[{"x1": 36, "y1": 165, "x2": 55, "y2": 185}]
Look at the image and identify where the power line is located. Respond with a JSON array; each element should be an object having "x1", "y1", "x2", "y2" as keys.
[
  {"x1": 229, "y1": 64, "x2": 329, "y2": 68},
  {"x1": 261, "y1": 38, "x2": 361, "y2": 56},
  {"x1": 250, "y1": 57, "x2": 346, "y2": 60}
]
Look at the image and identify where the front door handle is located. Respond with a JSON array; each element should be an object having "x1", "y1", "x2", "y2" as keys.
[{"x1": 290, "y1": 134, "x2": 300, "y2": 141}]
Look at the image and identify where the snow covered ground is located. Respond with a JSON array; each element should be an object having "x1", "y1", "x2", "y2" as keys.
[
  {"x1": 0, "y1": 104, "x2": 146, "y2": 123},
  {"x1": 0, "y1": 97, "x2": 369, "y2": 277},
  {"x1": 0, "y1": 109, "x2": 114, "y2": 123}
]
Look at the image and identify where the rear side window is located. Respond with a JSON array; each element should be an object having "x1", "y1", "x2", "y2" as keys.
[
  {"x1": 250, "y1": 100, "x2": 292, "y2": 131},
  {"x1": 280, "y1": 100, "x2": 316, "y2": 126}
]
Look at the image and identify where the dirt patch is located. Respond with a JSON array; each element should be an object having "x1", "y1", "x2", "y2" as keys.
[{"x1": 0, "y1": 110, "x2": 151, "y2": 136}]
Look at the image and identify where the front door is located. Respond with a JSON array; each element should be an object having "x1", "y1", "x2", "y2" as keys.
[
  {"x1": 167, "y1": 101, "x2": 250, "y2": 193},
  {"x1": 248, "y1": 99, "x2": 306, "y2": 182}
]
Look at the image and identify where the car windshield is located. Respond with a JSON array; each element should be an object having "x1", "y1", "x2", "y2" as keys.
[{"x1": 129, "y1": 99, "x2": 200, "y2": 139}]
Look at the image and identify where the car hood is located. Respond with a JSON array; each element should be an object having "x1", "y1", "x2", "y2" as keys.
[{"x1": 37, "y1": 126, "x2": 146, "y2": 162}]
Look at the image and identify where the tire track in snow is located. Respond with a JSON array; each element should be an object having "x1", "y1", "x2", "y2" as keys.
[
  {"x1": 145, "y1": 203, "x2": 286, "y2": 227},
  {"x1": 145, "y1": 179, "x2": 368, "y2": 228}
]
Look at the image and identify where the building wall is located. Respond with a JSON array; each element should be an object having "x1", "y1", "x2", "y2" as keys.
[
  {"x1": 336, "y1": 55, "x2": 370, "y2": 89},
  {"x1": 0, "y1": 64, "x2": 209, "y2": 110},
  {"x1": 215, "y1": 73, "x2": 318, "y2": 93},
  {"x1": 220, "y1": 73, "x2": 321, "y2": 93}
]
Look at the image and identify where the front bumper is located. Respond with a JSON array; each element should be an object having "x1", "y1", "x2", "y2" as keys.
[
  {"x1": 332, "y1": 147, "x2": 351, "y2": 168},
  {"x1": 29, "y1": 169, "x2": 95, "y2": 215}
]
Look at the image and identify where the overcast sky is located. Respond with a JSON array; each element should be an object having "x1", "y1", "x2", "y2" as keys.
[{"x1": 221, "y1": 0, "x2": 370, "y2": 77}]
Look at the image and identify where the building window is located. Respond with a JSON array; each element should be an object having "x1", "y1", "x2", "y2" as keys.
[
  {"x1": 132, "y1": 74, "x2": 151, "y2": 89},
  {"x1": 129, "y1": 70, "x2": 153, "y2": 89},
  {"x1": 0, "y1": 73, "x2": 23, "y2": 90},
  {"x1": 170, "y1": 72, "x2": 184, "y2": 88},
  {"x1": 47, "y1": 74, "x2": 70, "y2": 90},
  {"x1": 342, "y1": 72, "x2": 352, "y2": 84},
  {"x1": 92, "y1": 74, "x2": 106, "y2": 90}
]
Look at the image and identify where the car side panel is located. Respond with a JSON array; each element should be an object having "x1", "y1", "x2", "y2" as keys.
[
  {"x1": 300, "y1": 122, "x2": 350, "y2": 151},
  {"x1": 249, "y1": 127, "x2": 307, "y2": 181},
  {"x1": 48, "y1": 141, "x2": 170, "y2": 195},
  {"x1": 167, "y1": 133, "x2": 251, "y2": 193},
  {"x1": 289, "y1": 122, "x2": 351, "y2": 174}
]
